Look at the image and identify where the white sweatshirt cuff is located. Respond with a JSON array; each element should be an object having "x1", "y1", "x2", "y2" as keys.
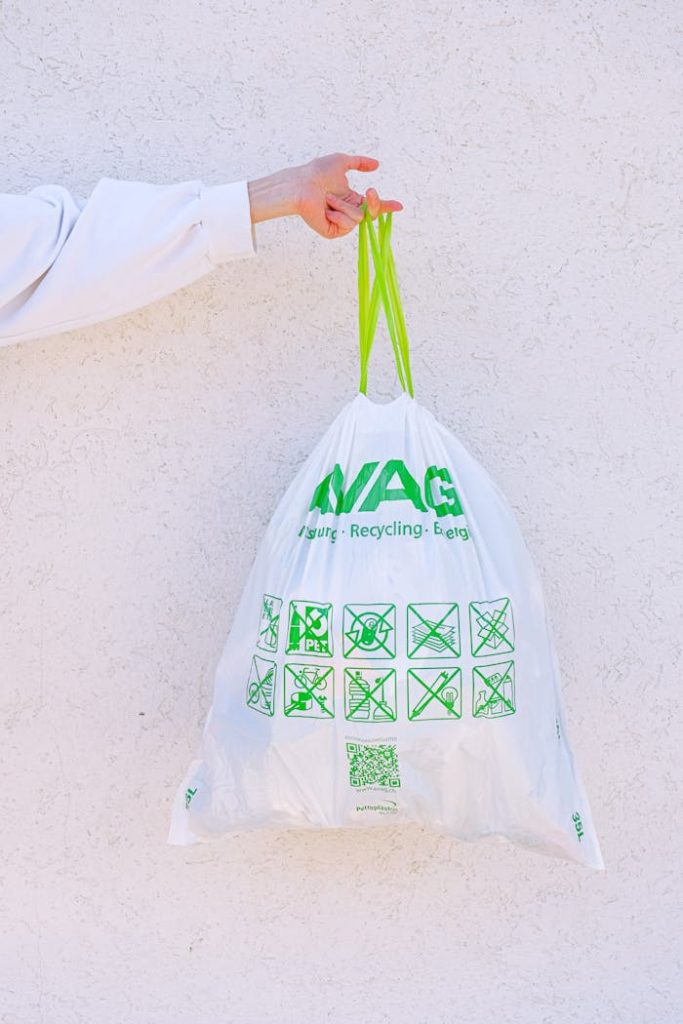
[{"x1": 199, "y1": 179, "x2": 257, "y2": 265}]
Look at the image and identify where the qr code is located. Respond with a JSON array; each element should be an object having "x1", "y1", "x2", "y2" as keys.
[{"x1": 345, "y1": 741, "x2": 401, "y2": 788}]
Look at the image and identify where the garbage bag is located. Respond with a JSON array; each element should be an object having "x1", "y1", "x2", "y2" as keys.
[{"x1": 167, "y1": 204, "x2": 604, "y2": 870}]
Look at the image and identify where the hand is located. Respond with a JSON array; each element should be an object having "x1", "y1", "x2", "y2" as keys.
[
  {"x1": 295, "y1": 152, "x2": 403, "y2": 238},
  {"x1": 247, "y1": 152, "x2": 403, "y2": 239}
]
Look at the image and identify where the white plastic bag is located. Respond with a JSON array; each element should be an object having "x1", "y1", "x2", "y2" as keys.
[{"x1": 168, "y1": 206, "x2": 604, "y2": 870}]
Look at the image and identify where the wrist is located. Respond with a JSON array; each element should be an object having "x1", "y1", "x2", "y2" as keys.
[{"x1": 247, "y1": 168, "x2": 300, "y2": 224}]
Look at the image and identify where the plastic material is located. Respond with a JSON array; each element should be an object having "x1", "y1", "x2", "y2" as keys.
[{"x1": 167, "y1": 206, "x2": 604, "y2": 869}]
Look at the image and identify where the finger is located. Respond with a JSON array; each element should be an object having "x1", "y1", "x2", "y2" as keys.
[
  {"x1": 325, "y1": 192, "x2": 364, "y2": 224},
  {"x1": 364, "y1": 187, "x2": 381, "y2": 218},
  {"x1": 344, "y1": 154, "x2": 380, "y2": 172},
  {"x1": 326, "y1": 208, "x2": 357, "y2": 235},
  {"x1": 361, "y1": 189, "x2": 403, "y2": 218},
  {"x1": 379, "y1": 198, "x2": 404, "y2": 212},
  {"x1": 345, "y1": 188, "x2": 366, "y2": 208},
  {"x1": 347, "y1": 189, "x2": 383, "y2": 219},
  {"x1": 365, "y1": 186, "x2": 403, "y2": 214}
]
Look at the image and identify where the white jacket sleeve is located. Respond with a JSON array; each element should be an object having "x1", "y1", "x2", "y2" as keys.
[{"x1": 0, "y1": 176, "x2": 257, "y2": 348}]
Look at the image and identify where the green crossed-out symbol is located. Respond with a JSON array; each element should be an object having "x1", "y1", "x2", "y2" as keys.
[
  {"x1": 246, "y1": 656, "x2": 276, "y2": 716},
  {"x1": 257, "y1": 593, "x2": 282, "y2": 652},
  {"x1": 284, "y1": 664, "x2": 334, "y2": 718},
  {"x1": 343, "y1": 604, "x2": 395, "y2": 657},
  {"x1": 345, "y1": 668, "x2": 396, "y2": 722},
  {"x1": 470, "y1": 598, "x2": 514, "y2": 656},
  {"x1": 408, "y1": 603, "x2": 460, "y2": 658},
  {"x1": 408, "y1": 667, "x2": 462, "y2": 720},
  {"x1": 473, "y1": 661, "x2": 516, "y2": 717}
]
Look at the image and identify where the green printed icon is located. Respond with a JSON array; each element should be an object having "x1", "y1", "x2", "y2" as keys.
[
  {"x1": 407, "y1": 602, "x2": 460, "y2": 659},
  {"x1": 407, "y1": 666, "x2": 462, "y2": 720},
  {"x1": 346, "y1": 740, "x2": 401, "y2": 788},
  {"x1": 343, "y1": 603, "x2": 396, "y2": 659},
  {"x1": 469, "y1": 598, "x2": 514, "y2": 656},
  {"x1": 284, "y1": 663, "x2": 335, "y2": 719},
  {"x1": 472, "y1": 660, "x2": 516, "y2": 718},
  {"x1": 256, "y1": 593, "x2": 282, "y2": 652},
  {"x1": 286, "y1": 600, "x2": 333, "y2": 657},
  {"x1": 344, "y1": 667, "x2": 397, "y2": 722},
  {"x1": 246, "y1": 655, "x2": 277, "y2": 716}
]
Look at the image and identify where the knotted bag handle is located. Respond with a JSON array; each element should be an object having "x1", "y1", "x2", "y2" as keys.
[{"x1": 357, "y1": 201, "x2": 414, "y2": 397}]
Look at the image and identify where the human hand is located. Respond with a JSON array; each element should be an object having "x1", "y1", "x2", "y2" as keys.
[
  {"x1": 247, "y1": 152, "x2": 403, "y2": 239},
  {"x1": 295, "y1": 152, "x2": 403, "y2": 238}
]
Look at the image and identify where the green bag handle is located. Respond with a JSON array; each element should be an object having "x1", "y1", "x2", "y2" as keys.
[{"x1": 357, "y1": 200, "x2": 414, "y2": 397}]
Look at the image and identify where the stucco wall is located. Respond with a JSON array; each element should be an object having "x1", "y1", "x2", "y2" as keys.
[{"x1": 1, "y1": 2, "x2": 680, "y2": 1022}]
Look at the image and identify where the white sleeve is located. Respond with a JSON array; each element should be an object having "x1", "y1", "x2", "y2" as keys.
[{"x1": 0, "y1": 176, "x2": 258, "y2": 348}]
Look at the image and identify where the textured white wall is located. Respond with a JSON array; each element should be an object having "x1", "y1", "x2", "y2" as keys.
[{"x1": 1, "y1": 2, "x2": 680, "y2": 1022}]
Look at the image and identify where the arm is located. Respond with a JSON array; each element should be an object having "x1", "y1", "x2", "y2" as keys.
[
  {"x1": 0, "y1": 152, "x2": 402, "y2": 349},
  {"x1": 0, "y1": 176, "x2": 257, "y2": 348}
]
